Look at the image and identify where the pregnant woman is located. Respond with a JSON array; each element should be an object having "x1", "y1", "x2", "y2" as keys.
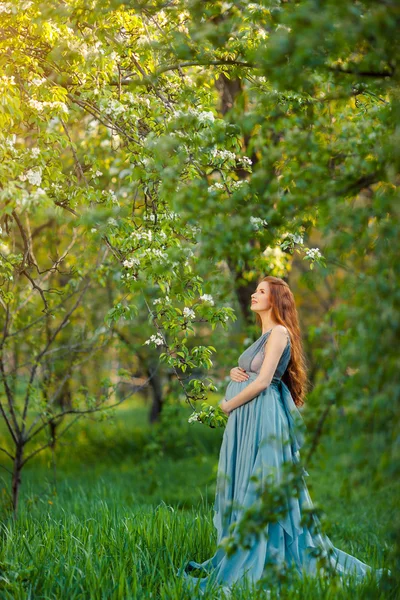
[{"x1": 179, "y1": 275, "x2": 389, "y2": 596}]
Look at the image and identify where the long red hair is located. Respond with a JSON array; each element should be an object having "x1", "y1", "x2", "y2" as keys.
[{"x1": 254, "y1": 276, "x2": 309, "y2": 408}]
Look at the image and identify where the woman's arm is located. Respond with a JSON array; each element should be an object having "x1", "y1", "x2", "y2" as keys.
[{"x1": 221, "y1": 326, "x2": 289, "y2": 413}]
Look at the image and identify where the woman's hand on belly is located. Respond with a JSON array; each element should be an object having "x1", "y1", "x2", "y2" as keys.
[{"x1": 230, "y1": 367, "x2": 250, "y2": 382}]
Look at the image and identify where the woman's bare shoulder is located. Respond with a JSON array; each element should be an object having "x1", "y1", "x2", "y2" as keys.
[{"x1": 269, "y1": 324, "x2": 290, "y2": 342}]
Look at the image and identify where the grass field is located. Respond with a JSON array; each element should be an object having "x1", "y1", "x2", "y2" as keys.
[{"x1": 0, "y1": 396, "x2": 397, "y2": 599}]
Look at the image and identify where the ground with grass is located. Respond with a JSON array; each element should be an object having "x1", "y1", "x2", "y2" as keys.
[{"x1": 0, "y1": 397, "x2": 397, "y2": 599}]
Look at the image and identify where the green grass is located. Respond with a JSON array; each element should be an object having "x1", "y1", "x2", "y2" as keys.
[{"x1": 0, "y1": 398, "x2": 397, "y2": 599}]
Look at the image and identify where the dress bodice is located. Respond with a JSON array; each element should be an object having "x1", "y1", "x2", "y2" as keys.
[{"x1": 238, "y1": 328, "x2": 291, "y2": 379}]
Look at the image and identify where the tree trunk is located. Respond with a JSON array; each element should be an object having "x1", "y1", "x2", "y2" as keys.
[
  {"x1": 148, "y1": 360, "x2": 163, "y2": 423},
  {"x1": 11, "y1": 443, "x2": 23, "y2": 518}
]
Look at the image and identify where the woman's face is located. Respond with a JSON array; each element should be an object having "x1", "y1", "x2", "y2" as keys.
[{"x1": 250, "y1": 281, "x2": 271, "y2": 313}]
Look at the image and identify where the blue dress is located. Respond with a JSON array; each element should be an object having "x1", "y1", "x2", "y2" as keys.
[{"x1": 178, "y1": 329, "x2": 389, "y2": 595}]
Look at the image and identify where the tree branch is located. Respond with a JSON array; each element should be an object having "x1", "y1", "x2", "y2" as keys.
[
  {"x1": 327, "y1": 65, "x2": 395, "y2": 78},
  {"x1": 0, "y1": 446, "x2": 14, "y2": 460},
  {"x1": 20, "y1": 277, "x2": 92, "y2": 433}
]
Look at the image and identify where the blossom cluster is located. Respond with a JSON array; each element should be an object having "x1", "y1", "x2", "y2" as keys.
[
  {"x1": 199, "y1": 294, "x2": 214, "y2": 305},
  {"x1": 153, "y1": 296, "x2": 170, "y2": 304},
  {"x1": 208, "y1": 179, "x2": 248, "y2": 194},
  {"x1": 208, "y1": 182, "x2": 225, "y2": 193},
  {"x1": 211, "y1": 147, "x2": 236, "y2": 161},
  {"x1": 250, "y1": 216, "x2": 268, "y2": 231},
  {"x1": 4, "y1": 134, "x2": 16, "y2": 150},
  {"x1": 101, "y1": 189, "x2": 118, "y2": 204},
  {"x1": 285, "y1": 232, "x2": 304, "y2": 245},
  {"x1": 130, "y1": 229, "x2": 153, "y2": 242},
  {"x1": 143, "y1": 211, "x2": 180, "y2": 222},
  {"x1": 0, "y1": 74, "x2": 15, "y2": 87},
  {"x1": 28, "y1": 99, "x2": 69, "y2": 114},
  {"x1": 231, "y1": 180, "x2": 247, "y2": 190},
  {"x1": 144, "y1": 333, "x2": 164, "y2": 346},
  {"x1": 0, "y1": 3, "x2": 13, "y2": 13},
  {"x1": 121, "y1": 272, "x2": 137, "y2": 281},
  {"x1": 238, "y1": 156, "x2": 252, "y2": 167},
  {"x1": 29, "y1": 77, "x2": 47, "y2": 86},
  {"x1": 188, "y1": 412, "x2": 201, "y2": 424},
  {"x1": 101, "y1": 99, "x2": 126, "y2": 117},
  {"x1": 148, "y1": 248, "x2": 168, "y2": 260},
  {"x1": 305, "y1": 247, "x2": 322, "y2": 259},
  {"x1": 123, "y1": 257, "x2": 140, "y2": 269},
  {"x1": 19, "y1": 167, "x2": 42, "y2": 186},
  {"x1": 169, "y1": 108, "x2": 215, "y2": 126},
  {"x1": 183, "y1": 307, "x2": 195, "y2": 320}
]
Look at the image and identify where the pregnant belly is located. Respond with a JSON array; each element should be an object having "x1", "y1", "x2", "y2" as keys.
[{"x1": 224, "y1": 373, "x2": 257, "y2": 401}]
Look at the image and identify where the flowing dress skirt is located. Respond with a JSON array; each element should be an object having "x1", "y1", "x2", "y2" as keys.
[{"x1": 178, "y1": 374, "x2": 389, "y2": 595}]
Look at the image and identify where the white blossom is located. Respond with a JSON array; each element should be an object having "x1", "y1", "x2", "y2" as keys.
[
  {"x1": 28, "y1": 99, "x2": 69, "y2": 114},
  {"x1": 183, "y1": 307, "x2": 195, "y2": 320},
  {"x1": 5, "y1": 135, "x2": 16, "y2": 148},
  {"x1": 208, "y1": 182, "x2": 225, "y2": 192},
  {"x1": 170, "y1": 107, "x2": 215, "y2": 126},
  {"x1": 285, "y1": 232, "x2": 304, "y2": 245},
  {"x1": 1, "y1": 75, "x2": 15, "y2": 86},
  {"x1": 248, "y1": 3, "x2": 262, "y2": 11},
  {"x1": 123, "y1": 257, "x2": 140, "y2": 268},
  {"x1": 30, "y1": 147, "x2": 40, "y2": 157},
  {"x1": 121, "y1": 272, "x2": 137, "y2": 281},
  {"x1": 144, "y1": 333, "x2": 164, "y2": 346},
  {"x1": 30, "y1": 77, "x2": 47, "y2": 86},
  {"x1": 130, "y1": 229, "x2": 153, "y2": 241},
  {"x1": 136, "y1": 35, "x2": 148, "y2": 46},
  {"x1": 197, "y1": 111, "x2": 215, "y2": 125},
  {"x1": 166, "y1": 211, "x2": 179, "y2": 221},
  {"x1": 305, "y1": 247, "x2": 322, "y2": 259},
  {"x1": 250, "y1": 216, "x2": 268, "y2": 231},
  {"x1": 105, "y1": 190, "x2": 118, "y2": 204},
  {"x1": 200, "y1": 294, "x2": 214, "y2": 305},
  {"x1": 19, "y1": 167, "x2": 42, "y2": 186},
  {"x1": 150, "y1": 248, "x2": 168, "y2": 259},
  {"x1": 231, "y1": 180, "x2": 247, "y2": 190},
  {"x1": 103, "y1": 99, "x2": 125, "y2": 116},
  {"x1": 0, "y1": 242, "x2": 10, "y2": 255},
  {"x1": 188, "y1": 412, "x2": 200, "y2": 424},
  {"x1": 153, "y1": 295, "x2": 170, "y2": 305},
  {"x1": 0, "y1": 3, "x2": 13, "y2": 14},
  {"x1": 211, "y1": 147, "x2": 236, "y2": 162}
]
